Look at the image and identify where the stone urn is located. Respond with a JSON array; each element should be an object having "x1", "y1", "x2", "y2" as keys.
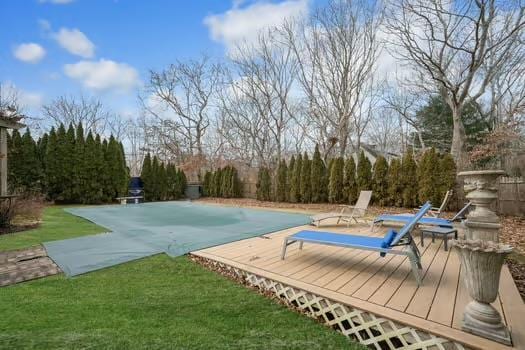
[
  {"x1": 451, "y1": 239, "x2": 513, "y2": 345},
  {"x1": 458, "y1": 170, "x2": 505, "y2": 241}
]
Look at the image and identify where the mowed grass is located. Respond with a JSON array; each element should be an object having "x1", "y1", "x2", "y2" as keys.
[
  {"x1": 0, "y1": 206, "x2": 107, "y2": 251},
  {"x1": 0, "y1": 207, "x2": 359, "y2": 350}
]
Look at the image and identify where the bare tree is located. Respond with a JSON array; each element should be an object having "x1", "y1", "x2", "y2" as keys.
[
  {"x1": 0, "y1": 83, "x2": 22, "y2": 114},
  {"x1": 142, "y1": 55, "x2": 221, "y2": 158},
  {"x1": 366, "y1": 108, "x2": 403, "y2": 154},
  {"x1": 42, "y1": 95, "x2": 115, "y2": 134},
  {"x1": 384, "y1": 0, "x2": 525, "y2": 166},
  {"x1": 280, "y1": 0, "x2": 382, "y2": 158}
]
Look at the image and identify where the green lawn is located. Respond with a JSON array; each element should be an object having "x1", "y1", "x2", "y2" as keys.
[
  {"x1": 0, "y1": 207, "x2": 360, "y2": 350},
  {"x1": 0, "y1": 206, "x2": 107, "y2": 251}
]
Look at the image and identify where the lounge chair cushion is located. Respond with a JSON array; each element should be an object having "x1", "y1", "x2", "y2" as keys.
[
  {"x1": 291, "y1": 230, "x2": 384, "y2": 248},
  {"x1": 381, "y1": 229, "x2": 397, "y2": 248},
  {"x1": 375, "y1": 215, "x2": 453, "y2": 228}
]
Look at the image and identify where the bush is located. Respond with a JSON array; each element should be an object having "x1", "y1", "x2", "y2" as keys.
[
  {"x1": 290, "y1": 154, "x2": 302, "y2": 203},
  {"x1": 401, "y1": 152, "x2": 418, "y2": 207},
  {"x1": 275, "y1": 160, "x2": 288, "y2": 202},
  {"x1": 388, "y1": 158, "x2": 403, "y2": 206},
  {"x1": 418, "y1": 148, "x2": 439, "y2": 205},
  {"x1": 300, "y1": 152, "x2": 311, "y2": 203},
  {"x1": 310, "y1": 145, "x2": 327, "y2": 203},
  {"x1": 372, "y1": 156, "x2": 389, "y2": 205},
  {"x1": 343, "y1": 157, "x2": 357, "y2": 203},
  {"x1": 356, "y1": 151, "x2": 372, "y2": 193},
  {"x1": 328, "y1": 157, "x2": 344, "y2": 203},
  {"x1": 256, "y1": 167, "x2": 272, "y2": 201}
]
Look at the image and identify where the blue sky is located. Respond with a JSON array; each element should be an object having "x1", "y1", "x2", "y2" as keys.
[{"x1": 0, "y1": 0, "x2": 311, "y2": 121}]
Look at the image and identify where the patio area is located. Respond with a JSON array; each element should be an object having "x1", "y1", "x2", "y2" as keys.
[{"x1": 192, "y1": 221, "x2": 524, "y2": 350}]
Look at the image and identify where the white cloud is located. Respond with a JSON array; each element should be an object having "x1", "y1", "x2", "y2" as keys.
[
  {"x1": 54, "y1": 28, "x2": 95, "y2": 58},
  {"x1": 64, "y1": 59, "x2": 139, "y2": 92},
  {"x1": 39, "y1": 0, "x2": 75, "y2": 4},
  {"x1": 1, "y1": 82, "x2": 44, "y2": 110},
  {"x1": 204, "y1": 0, "x2": 309, "y2": 52},
  {"x1": 13, "y1": 43, "x2": 46, "y2": 64}
]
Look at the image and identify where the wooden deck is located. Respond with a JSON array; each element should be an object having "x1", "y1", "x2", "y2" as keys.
[{"x1": 192, "y1": 222, "x2": 525, "y2": 350}]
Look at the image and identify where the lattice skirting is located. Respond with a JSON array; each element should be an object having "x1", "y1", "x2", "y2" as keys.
[{"x1": 194, "y1": 256, "x2": 471, "y2": 350}]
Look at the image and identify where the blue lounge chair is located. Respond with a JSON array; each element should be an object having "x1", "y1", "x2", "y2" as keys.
[
  {"x1": 372, "y1": 202, "x2": 472, "y2": 229},
  {"x1": 281, "y1": 202, "x2": 432, "y2": 286}
]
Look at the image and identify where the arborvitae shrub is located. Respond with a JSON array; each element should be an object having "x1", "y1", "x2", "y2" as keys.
[
  {"x1": 438, "y1": 153, "x2": 457, "y2": 207},
  {"x1": 401, "y1": 152, "x2": 418, "y2": 207},
  {"x1": 388, "y1": 158, "x2": 403, "y2": 207},
  {"x1": 310, "y1": 145, "x2": 327, "y2": 203},
  {"x1": 356, "y1": 151, "x2": 373, "y2": 193},
  {"x1": 300, "y1": 152, "x2": 311, "y2": 203},
  {"x1": 256, "y1": 167, "x2": 272, "y2": 201},
  {"x1": 343, "y1": 157, "x2": 358, "y2": 204},
  {"x1": 202, "y1": 171, "x2": 212, "y2": 196},
  {"x1": 213, "y1": 167, "x2": 222, "y2": 197},
  {"x1": 290, "y1": 154, "x2": 302, "y2": 203},
  {"x1": 328, "y1": 157, "x2": 344, "y2": 203},
  {"x1": 418, "y1": 148, "x2": 439, "y2": 205},
  {"x1": 276, "y1": 160, "x2": 288, "y2": 202},
  {"x1": 286, "y1": 155, "x2": 295, "y2": 202},
  {"x1": 372, "y1": 156, "x2": 389, "y2": 205}
]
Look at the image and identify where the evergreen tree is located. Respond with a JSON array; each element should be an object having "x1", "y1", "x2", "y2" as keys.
[
  {"x1": 37, "y1": 133, "x2": 48, "y2": 190},
  {"x1": 438, "y1": 153, "x2": 457, "y2": 207},
  {"x1": 141, "y1": 153, "x2": 152, "y2": 201},
  {"x1": 286, "y1": 155, "x2": 295, "y2": 202},
  {"x1": 356, "y1": 151, "x2": 372, "y2": 193},
  {"x1": 387, "y1": 158, "x2": 403, "y2": 206},
  {"x1": 372, "y1": 156, "x2": 389, "y2": 205},
  {"x1": 256, "y1": 167, "x2": 272, "y2": 201},
  {"x1": 230, "y1": 167, "x2": 241, "y2": 197},
  {"x1": 82, "y1": 132, "x2": 104, "y2": 204},
  {"x1": 45, "y1": 127, "x2": 60, "y2": 200},
  {"x1": 418, "y1": 148, "x2": 439, "y2": 205},
  {"x1": 276, "y1": 160, "x2": 288, "y2": 202},
  {"x1": 328, "y1": 157, "x2": 344, "y2": 203},
  {"x1": 290, "y1": 154, "x2": 302, "y2": 203},
  {"x1": 401, "y1": 152, "x2": 418, "y2": 207},
  {"x1": 157, "y1": 162, "x2": 167, "y2": 200},
  {"x1": 300, "y1": 152, "x2": 311, "y2": 203},
  {"x1": 150, "y1": 156, "x2": 161, "y2": 201},
  {"x1": 311, "y1": 145, "x2": 327, "y2": 203},
  {"x1": 73, "y1": 123, "x2": 86, "y2": 200},
  {"x1": 213, "y1": 168, "x2": 222, "y2": 197},
  {"x1": 343, "y1": 157, "x2": 358, "y2": 204},
  {"x1": 61, "y1": 124, "x2": 76, "y2": 202},
  {"x1": 203, "y1": 170, "x2": 212, "y2": 196},
  {"x1": 179, "y1": 169, "x2": 187, "y2": 198}
]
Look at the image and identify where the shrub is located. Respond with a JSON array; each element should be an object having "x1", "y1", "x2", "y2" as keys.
[
  {"x1": 286, "y1": 155, "x2": 295, "y2": 202},
  {"x1": 388, "y1": 158, "x2": 403, "y2": 206},
  {"x1": 202, "y1": 171, "x2": 212, "y2": 196},
  {"x1": 290, "y1": 154, "x2": 302, "y2": 203},
  {"x1": 372, "y1": 156, "x2": 389, "y2": 205},
  {"x1": 310, "y1": 145, "x2": 327, "y2": 203},
  {"x1": 275, "y1": 160, "x2": 288, "y2": 202},
  {"x1": 300, "y1": 152, "x2": 311, "y2": 203},
  {"x1": 438, "y1": 153, "x2": 457, "y2": 207},
  {"x1": 328, "y1": 157, "x2": 344, "y2": 203},
  {"x1": 401, "y1": 152, "x2": 418, "y2": 207},
  {"x1": 343, "y1": 157, "x2": 358, "y2": 204},
  {"x1": 356, "y1": 151, "x2": 372, "y2": 193},
  {"x1": 256, "y1": 167, "x2": 272, "y2": 201},
  {"x1": 418, "y1": 148, "x2": 439, "y2": 205}
]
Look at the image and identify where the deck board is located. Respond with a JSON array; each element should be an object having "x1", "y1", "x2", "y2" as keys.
[{"x1": 192, "y1": 222, "x2": 524, "y2": 350}]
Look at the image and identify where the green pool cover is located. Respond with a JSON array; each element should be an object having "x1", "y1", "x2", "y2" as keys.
[{"x1": 44, "y1": 201, "x2": 309, "y2": 276}]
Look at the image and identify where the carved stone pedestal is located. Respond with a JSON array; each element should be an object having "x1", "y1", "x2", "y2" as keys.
[{"x1": 452, "y1": 239, "x2": 512, "y2": 345}]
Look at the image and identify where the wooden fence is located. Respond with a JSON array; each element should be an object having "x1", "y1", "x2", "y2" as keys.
[{"x1": 498, "y1": 176, "x2": 524, "y2": 216}]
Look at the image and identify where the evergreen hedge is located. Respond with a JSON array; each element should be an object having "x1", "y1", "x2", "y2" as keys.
[
  {"x1": 202, "y1": 166, "x2": 241, "y2": 199},
  {"x1": 256, "y1": 167, "x2": 272, "y2": 201},
  {"x1": 328, "y1": 157, "x2": 344, "y2": 203},
  {"x1": 372, "y1": 156, "x2": 389, "y2": 205},
  {"x1": 8, "y1": 124, "x2": 129, "y2": 204},
  {"x1": 343, "y1": 157, "x2": 357, "y2": 204},
  {"x1": 140, "y1": 153, "x2": 187, "y2": 202}
]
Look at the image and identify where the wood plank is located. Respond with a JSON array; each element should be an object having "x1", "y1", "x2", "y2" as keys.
[
  {"x1": 337, "y1": 253, "x2": 396, "y2": 296},
  {"x1": 290, "y1": 247, "x2": 358, "y2": 280},
  {"x1": 324, "y1": 252, "x2": 382, "y2": 290},
  {"x1": 452, "y1": 266, "x2": 469, "y2": 330},
  {"x1": 368, "y1": 239, "x2": 441, "y2": 306},
  {"x1": 405, "y1": 245, "x2": 451, "y2": 317},
  {"x1": 385, "y1": 240, "x2": 443, "y2": 312},
  {"x1": 499, "y1": 266, "x2": 525, "y2": 349},
  {"x1": 308, "y1": 250, "x2": 374, "y2": 286},
  {"x1": 427, "y1": 246, "x2": 461, "y2": 326}
]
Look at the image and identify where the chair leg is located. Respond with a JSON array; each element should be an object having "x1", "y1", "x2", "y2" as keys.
[
  {"x1": 444, "y1": 236, "x2": 448, "y2": 251},
  {"x1": 281, "y1": 239, "x2": 289, "y2": 260},
  {"x1": 420, "y1": 230, "x2": 424, "y2": 247},
  {"x1": 408, "y1": 252, "x2": 422, "y2": 286},
  {"x1": 299, "y1": 241, "x2": 303, "y2": 250}
]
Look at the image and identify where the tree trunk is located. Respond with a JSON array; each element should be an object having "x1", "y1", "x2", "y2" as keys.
[{"x1": 450, "y1": 106, "x2": 467, "y2": 169}]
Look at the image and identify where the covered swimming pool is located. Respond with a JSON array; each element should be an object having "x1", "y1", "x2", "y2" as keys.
[{"x1": 44, "y1": 201, "x2": 309, "y2": 276}]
